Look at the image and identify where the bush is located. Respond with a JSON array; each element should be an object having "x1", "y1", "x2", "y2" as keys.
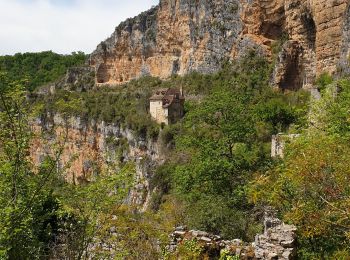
[
  {"x1": 315, "y1": 72, "x2": 333, "y2": 92},
  {"x1": 186, "y1": 196, "x2": 262, "y2": 240}
]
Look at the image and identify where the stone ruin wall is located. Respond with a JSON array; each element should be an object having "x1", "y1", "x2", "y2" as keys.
[{"x1": 168, "y1": 213, "x2": 297, "y2": 259}]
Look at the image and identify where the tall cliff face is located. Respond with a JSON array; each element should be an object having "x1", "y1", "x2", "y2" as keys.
[
  {"x1": 275, "y1": 0, "x2": 349, "y2": 90},
  {"x1": 30, "y1": 114, "x2": 163, "y2": 210},
  {"x1": 89, "y1": 0, "x2": 349, "y2": 90},
  {"x1": 89, "y1": 0, "x2": 244, "y2": 85}
]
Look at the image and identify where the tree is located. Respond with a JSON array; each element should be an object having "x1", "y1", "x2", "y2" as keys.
[
  {"x1": 249, "y1": 78, "x2": 350, "y2": 258},
  {"x1": 250, "y1": 134, "x2": 350, "y2": 258},
  {"x1": 0, "y1": 73, "x2": 149, "y2": 259},
  {"x1": 0, "y1": 73, "x2": 63, "y2": 258},
  {"x1": 0, "y1": 51, "x2": 86, "y2": 91},
  {"x1": 163, "y1": 52, "x2": 309, "y2": 240}
]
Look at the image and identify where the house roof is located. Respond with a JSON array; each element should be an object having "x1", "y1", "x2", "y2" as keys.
[
  {"x1": 149, "y1": 88, "x2": 169, "y2": 101},
  {"x1": 150, "y1": 88, "x2": 185, "y2": 108}
]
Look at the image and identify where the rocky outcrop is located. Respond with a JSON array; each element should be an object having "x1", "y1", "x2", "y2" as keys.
[
  {"x1": 89, "y1": 1, "x2": 244, "y2": 85},
  {"x1": 57, "y1": 66, "x2": 95, "y2": 91},
  {"x1": 240, "y1": 0, "x2": 285, "y2": 55},
  {"x1": 89, "y1": 0, "x2": 349, "y2": 90},
  {"x1": 30, "y1": 114, "x2": 163, "y2": 210},
  {"x1": 168, "y1": 215, "x2": 297, "y2": 259}
]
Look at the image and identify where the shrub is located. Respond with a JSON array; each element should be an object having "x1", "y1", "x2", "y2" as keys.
[{"x1": 315, "y1": 72, "x2": 333, "y2": 92}]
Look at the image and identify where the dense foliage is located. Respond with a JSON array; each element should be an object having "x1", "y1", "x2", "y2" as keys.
[
  {"x1": 0, "y1": 73, "x2": 63, "y2": 258},
  {"x1": 250, "y1": 78, "x2": 350, "y2": 258},
  {"x1": 2, "y1": 47, "x2": 350, "y2": 259},
  {"x1": 32, "y1": 51, "x2": 310, "y2": 249},
  {"x1": 0, "y1": 73, "x2": 161, "y2": 259},
  {"x1": 0, "y1": 51, "x2": 86, "y2": 91},
  {"x1": 35, "y1": 76, "x2": 162, "y2": 140},
  {"x1": 154, "y1": 52, "x2": 309, "y2": 241}
]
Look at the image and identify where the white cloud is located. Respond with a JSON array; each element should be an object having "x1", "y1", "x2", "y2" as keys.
[{"x1": 0, "y1": 0, "x2": 159, "y2": 55}]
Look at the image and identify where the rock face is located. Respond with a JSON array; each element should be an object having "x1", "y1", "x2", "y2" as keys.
[
  {"x1": 168, "y1": 214, "x2": 297, "y2": 259},
  {"x1": 276, "y1": 0, "x2": 349, "y2": 90},
  {"x1": 30, "y1": 114, "x2": 163, "y2": 210},
  {"x1": 89, "y1": 1, "x2": 244, "y2": 85},
  {"x1": 340, "y1": 3, "x2": 350, "y2": 75},
  {"x1": 89, "y1": 0, "x2": 349, "y2": 90}
]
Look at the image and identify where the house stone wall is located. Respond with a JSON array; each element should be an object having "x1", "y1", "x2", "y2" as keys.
[{"x1": 150, "y1": 100, "x2": 169, "y2": 125}]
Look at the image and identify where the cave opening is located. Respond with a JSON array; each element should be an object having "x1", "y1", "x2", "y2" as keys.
[
  {"x1": 301, "y1": 11, "x2": 316, "y2": 49},
  {"x1": 172, "y1": 60, "x2": 180, "y2": 75},
  {"x1": 260, "y1": 5, "x2": 285, "y2": 40},
  {"x1": 96, "y1": 64, "x2": 110, "y2": 84},
  {"x1": 261, "y1": 21, "x2": 284, "y2": 40},
  {"x1": 280, "y1": 58, "x2": 303, "y2": 91},
  {"x1": 279, "y1": 43, "x2": 304, "y2": 91}
]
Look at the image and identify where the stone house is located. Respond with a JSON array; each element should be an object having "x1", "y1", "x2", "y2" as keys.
[{"x1": 150, "y1": 88, "x2": 185, "y2": 125}]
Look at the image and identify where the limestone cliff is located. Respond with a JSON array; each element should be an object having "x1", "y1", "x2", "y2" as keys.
[
  {"x1": 30, "y1": 114, "x2": 163, "y2": 210},
  {"x1": 89, "y1": 0, "x2": 350, "y2": 90},
  {"x1": 89, "y1": 1, "x2": 244, "y2": 85},
  {"x1": 274, "y1": 0, "x2": 350, "y2": 90}
]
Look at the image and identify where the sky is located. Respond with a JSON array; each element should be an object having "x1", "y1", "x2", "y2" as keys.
[{"x1": 0, "y1": 0, "x2": 159, "y2": 55}]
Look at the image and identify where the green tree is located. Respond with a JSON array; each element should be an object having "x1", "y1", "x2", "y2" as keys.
[
  {"x1": 0, "y1": 51, "x2": 86, "y2": 91},
  {"x1": 250, "y1": 135, "x2": 350, "y2": 258},
  {"x1": 0, "y1": 73, "x2": 151, "y2": 259},
  {"x1": 167, "y1": 53, "x2": 308, "y2": 240},
  {"x1": 51, "y1": 163, "x2": 135, "y2": 259},
  {"x1": 0, "y1": 73, "x2": 63, "y2": 258},
  {"x1": 315, "y1": 72, "x2": 333, "y2": 92},
  {"x1": 249, "y1": 78, "x2": 350, "y2": 258}
]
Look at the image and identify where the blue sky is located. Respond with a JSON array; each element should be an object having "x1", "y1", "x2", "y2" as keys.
[{"x1": 0, "y1": 0, "x2": 158, "y2": 55}]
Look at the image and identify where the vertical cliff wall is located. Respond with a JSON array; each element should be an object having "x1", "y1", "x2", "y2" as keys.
[
  {"x1": 89, "y1": 0, "x2": 349, "y2": 90},
  {"x1": 90, "y1": 0, "x2": 245, "y2": 85},
  {"x1": 30, "y1": 114, "x2": 163, "y2": 210},
  {"x1": 277, "y1": 0, "x2": 349, "y2": 89}
]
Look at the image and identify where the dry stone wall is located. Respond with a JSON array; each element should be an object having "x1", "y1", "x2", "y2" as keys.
[{"x1": 168, "y1": 214, "x2": 297, "y2": 259}]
